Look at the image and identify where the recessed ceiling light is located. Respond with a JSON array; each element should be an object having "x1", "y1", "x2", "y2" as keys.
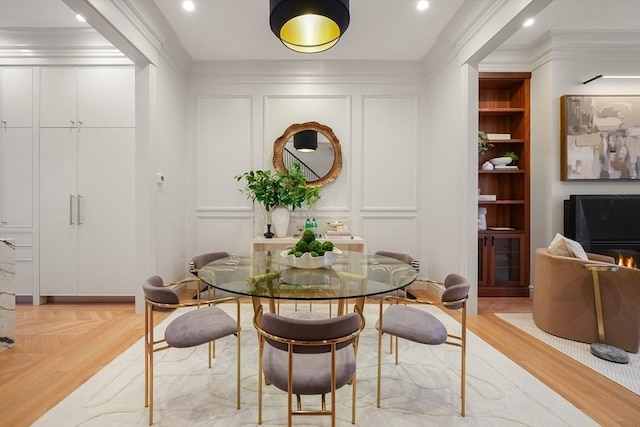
[
  {"x1": 75, "y1": 14, "x2": 86, "y2": 23},
  {"x1": 523, "y1": 18, "x2": 534, "y2": 27},
  {"x1": 417, "y1": 1, "x2": 429, "y2": 11},
  {"x1": 182, "y1": 1, "x2": 195, "y2": 12}
]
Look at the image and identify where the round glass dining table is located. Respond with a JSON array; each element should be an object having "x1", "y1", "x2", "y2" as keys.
[{"x1": 198, "y1": 250, "x2": 418, "y2": 315}]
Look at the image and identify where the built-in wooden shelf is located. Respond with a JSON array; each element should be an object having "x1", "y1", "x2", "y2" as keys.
[{"x1": 478, "y1": 72, "x2": 531, "y2": 297}]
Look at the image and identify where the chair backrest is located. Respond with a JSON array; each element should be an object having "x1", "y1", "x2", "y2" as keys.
[
  {"x1": 260, "y1": 312, "x2": 362, "y2": 354},
  {"x1": 189, "y1": 251, "x2": 230, "y2": 275},
  {"x1": 441, "y1": 273, "x2": 470, "y2": 310},
  {"x1": 142, "y1": 275, "x2": 180, "y2": 304},
  {"x1": 374, "y1": 250, "x2": 420, "y2": 272}
]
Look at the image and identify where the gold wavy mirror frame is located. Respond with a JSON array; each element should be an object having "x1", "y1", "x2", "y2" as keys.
[{"x1": 273, "y1": 121, "x2": 343, "y2": 187}]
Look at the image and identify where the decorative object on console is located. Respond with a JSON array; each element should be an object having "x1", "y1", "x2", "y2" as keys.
[
  {"x1": 560, "y1": 95, "x2": 639, "y2": 181},
  {"x1": 264, "y1": 224, "x2": 275, "y2": 238},
  {"x1": 269, "y1": 0, "x2": 350, "y2": 54},
  {"x1": 235, "y1": 162, "x2": 320, "y2": 238}
]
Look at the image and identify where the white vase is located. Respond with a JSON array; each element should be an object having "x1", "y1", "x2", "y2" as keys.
[{"x1": 270, "y1": 205, "x2": 290, "y2": 238}]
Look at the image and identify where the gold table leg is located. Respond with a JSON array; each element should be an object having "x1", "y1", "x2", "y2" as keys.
[{"x1": 583, "y1": 264, "x2": 628, "y2": 364}]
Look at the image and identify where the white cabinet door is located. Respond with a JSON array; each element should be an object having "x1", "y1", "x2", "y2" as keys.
[
  {"x1": 76, "y1": 128, "x2": 134, "y2": 295},
  {"x1": 39, "y1": 128, "x2": 78, "y2": 295},
  {"x1": 39, "y1": 128, "x2": 134, "y2": 296},
  {"x1": 0, "y1": 128, "x2": 33, "y2": 227},
  {"x1": 1, "y1": 68, "x2": 33, "y2": 128},
  {"x1": 78, "y1": 68, "x2": 135, "y2": 128},
  {"x1": 41, "y1": 67, "x2": 135, "y2": 129},
  {"x1": 40, "y1": 68, "x2": 78, "y2": 128}
]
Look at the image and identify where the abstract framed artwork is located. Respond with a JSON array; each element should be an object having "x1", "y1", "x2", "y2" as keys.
[{"x1": 560, "y1": 95, "x2": 640, "y2": 180}]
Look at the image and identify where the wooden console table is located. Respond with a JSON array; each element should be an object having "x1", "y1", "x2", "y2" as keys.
[{"x1": 252, "y1": 236, "x2": 366, "y2": 253}]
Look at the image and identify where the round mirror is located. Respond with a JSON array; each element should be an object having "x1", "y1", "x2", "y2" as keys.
[{"x1": 273, "y1": 121, "x2": 343, "y2": 186}]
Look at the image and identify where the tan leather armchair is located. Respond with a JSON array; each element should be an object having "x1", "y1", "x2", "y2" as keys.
[{"x1": 533, "y1": 248, "x2": 640, "y2": 353}]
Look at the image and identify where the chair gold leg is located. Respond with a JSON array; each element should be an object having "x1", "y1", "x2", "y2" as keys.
[
  {"x1": 394, "y1": 335, "x2": 399, "y2": 365},
  {"x1": 331, "y1": 346, "x2": 336, "y2": 427},
  {"x1": 376, "y1": 301, "x2": 383, "y2": 408},
  {"x1": 258, "y1": 335, "x2": 263, "y2": 425},
  {"x1": 351, "y1": 374, "x2": 357, "y2": 424},
  {"x1": 237, "y1": 330, "x2": 241, "y2": 409},
  {"x1": 461, "y1": 304, "x2": 467, "y2": 417}
]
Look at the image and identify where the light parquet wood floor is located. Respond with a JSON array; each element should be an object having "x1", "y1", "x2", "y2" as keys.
[{"x1": 0, "y1": 297, "x2": 638, "y2": 427}]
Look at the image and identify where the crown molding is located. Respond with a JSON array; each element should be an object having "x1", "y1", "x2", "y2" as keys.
[
  {"x1": 0, "y1": 28, "x2": 131, "y2": 65},
  {"x1": 114, "y1": 0, "x2": 192, "y2": 76},
  {"x1": 481, "y1": 30, "x2": 640, "y2": 72},
  {"x1": 189, "y1": 60, "x2": 427, "y2": 85}
]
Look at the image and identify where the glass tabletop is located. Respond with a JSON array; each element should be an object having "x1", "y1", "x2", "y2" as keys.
[{"x1": 198, "y1": 251, "x2": 418, "y2": 301}]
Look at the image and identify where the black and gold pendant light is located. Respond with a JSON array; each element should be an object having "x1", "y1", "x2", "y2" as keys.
[
  {"x1": 293, "y1": 130, "x2": 318, "y2": 152},
  {"x1": 269, "y1": 0, "x2": 350, "y2": 54}
]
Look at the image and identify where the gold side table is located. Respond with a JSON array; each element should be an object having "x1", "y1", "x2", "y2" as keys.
[{"x1": 583, "y1": 264, "x2": 629, "y2": 364}]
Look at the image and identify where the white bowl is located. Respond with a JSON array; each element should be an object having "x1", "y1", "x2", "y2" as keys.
[
  {"x1": 489, "y1": 156, "x2": 513, "y2": 166},
  {"x1": 280, "y1": 247, "x2": 342, "y2": 269}
]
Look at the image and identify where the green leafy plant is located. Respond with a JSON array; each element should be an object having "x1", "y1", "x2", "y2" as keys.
[
  {"x1": 478, "y1": 131, "x2": 493, "y2": 154},
  {"x1": 502, "y1": 151, "x2": 519, "y2": 163},
  {"x1": 235, "y1": 162, "x2": 320, "y2": 212}
]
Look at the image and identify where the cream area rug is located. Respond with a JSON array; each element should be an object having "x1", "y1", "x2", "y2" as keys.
[
  {"x1": 497, "y1": 313, "x2": 640, "y2": 395},
  {"x1": 33, "y1": 303, "x2": 597, "y2": 427}
]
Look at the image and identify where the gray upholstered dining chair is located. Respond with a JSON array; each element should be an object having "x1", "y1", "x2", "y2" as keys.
[
  {"x1": 375, "y1": 273, "x2": 470, "y2": 416},
  {"x1": 253, "y1": 305, "x2": 366, "y2": 426},
  {"x1": 372, "y1": 250, "x2": 420, "y2": 297},
  {"x1": 143, "y1": 275, "x2": 241, "y2": 425},
  {"x1": 189, "y1": 251, "x2": 245, "y2": 300}
]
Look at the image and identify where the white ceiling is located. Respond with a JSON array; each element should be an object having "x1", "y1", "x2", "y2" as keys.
[{"x1": 0, "y1": 0, "x2": 639, "y2": 62}]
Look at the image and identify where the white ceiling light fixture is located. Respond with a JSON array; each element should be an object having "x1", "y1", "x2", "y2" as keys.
[
  {"x1": 417, "y1": 1, "x2": 429, "y2": 11},
  {"x1": 182, "y1": 1, "x2": 195, "y2": 12},
  {"x1": 523, "y1": 18, "x2": 534, "y2": 27},
  {"x1": 75, "y1": 14, "x2": 86, "y2": 23},
  {"x1": 269, "y1": 0, "x2": 350, "y2": 54}
]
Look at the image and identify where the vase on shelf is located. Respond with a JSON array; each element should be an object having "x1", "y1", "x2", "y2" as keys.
[
  {"x1": 270, "y1": 205, "x2": 290, "y2": 238},
  {"x1": 264, "y1": 224, "x2": 274, "y2": 238}
]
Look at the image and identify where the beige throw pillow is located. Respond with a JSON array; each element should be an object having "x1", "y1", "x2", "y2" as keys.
[{"x1": 547, "y1": 233, "x2": 588, "y2": 260}]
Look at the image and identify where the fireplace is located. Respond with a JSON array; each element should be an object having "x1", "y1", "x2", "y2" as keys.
[{"x1": 564, "y1": 194, "x2": 640, "y2": 267}]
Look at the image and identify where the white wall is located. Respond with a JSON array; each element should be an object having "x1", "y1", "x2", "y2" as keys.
[
  {"x1": 529, "y1": 44, "x2": 640, "y2": 261},
  {"x1": 187, "y1": 63, "x2": 425, "y2": 265},
  {"x1": 155, "y1": 56, "x2": 188, "y2": 280}
]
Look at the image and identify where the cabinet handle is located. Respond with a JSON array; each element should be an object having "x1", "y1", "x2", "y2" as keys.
[
  {"x1": 1, "y1": 221, "x2": 7, "y2": 224},
  {"x1": 77, "y1": 121, "x2": 83, "y2": 128},
  {"x1": 483, "y1": 236, "x2": 488, "y2": 246},
  {"x1": 70, "y1": 120, "x2": 75, "y2": 126},
  {"x1": 77, "y1": 194, "x2": 82, "y2": 224},
  {"x1": 70, "y1": 195, "x2": 74, "y2": 224},
  {"x1": 491, "y1": 236, "x2": 495, "y2": 246}
]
